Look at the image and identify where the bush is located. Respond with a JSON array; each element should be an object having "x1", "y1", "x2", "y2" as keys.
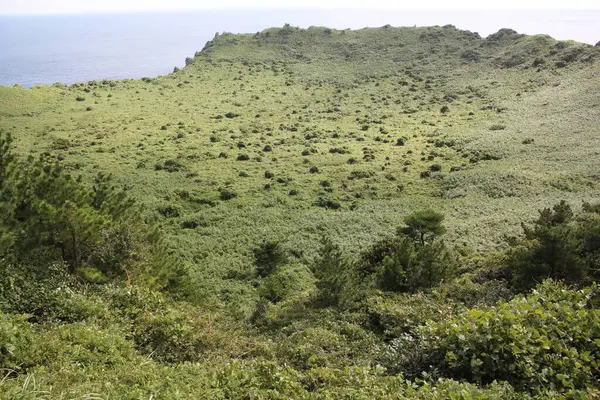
[
  {"x1": 163, "y1": 159, "x2": 184, "y2": 172},
  {"x1": 254, "y1": 241, "x2": 287, "y2": 277},
  {"x1": 259, "y1": 264, "x2": 313, "y2": 303},
  {"x1": 433, "y1": 275, "x2": 512, "y2": 308},
  {"x1": 506, "y1": 200, "x2": 599, "y2": 290},
  {"x1": 311, "y1": 237, "x2": 349, "y2": 306},
  {"x1": 357, "y1": 211, "x2": 455, "y2": 293},
  {"x1": 374, "y1": 237, "x2": 456, "y2": 293},
  {"x1": 158, "y1": 205, "x2": 180, "y2": 218},
  {"x1": 404, "y1": 280, "x2": 600, "y2": 393},
  {"x1": 219, "y1": 188, "x2": 237, "y2": 201},
  {"x1": 0, "y1": 313, "x2": 36, "y2": 371},
  {"x1": 366, "y1": 292, "x2": 457, "y2": 340},
  {"x1": 315, "y1": 197, "x2": 341, "y2": 210}
]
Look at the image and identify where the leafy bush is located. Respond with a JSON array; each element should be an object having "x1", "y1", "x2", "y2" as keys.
[
  {"x1": 394, "y1": 280, "x2": 600, "y2": 393},
  {"x1": 259, "y1": 264, "x2": 314, "y2": 303},
  {"x1": 434, "y1": 275, "x2": 512, "y2": 308},
  {"x1": 315, "y1": 197, "x2": 341, "y2": 210},
  {"x1": 0, "y1": 313, "x2": 36, "y2": 371},
  {"x1": 366, "y1": 292, "x2": 457, "y2": 340},
  {"x1": 489, "y1": 124, "x2": 506, "y2": 131}
]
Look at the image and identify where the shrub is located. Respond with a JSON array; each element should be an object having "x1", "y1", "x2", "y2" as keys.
[
  {"x1": 356, "y1": 211, "x2": 455, "y2": 293},
  {"x1": 311, "y1": 237, "x2": 349, "y2": 306},
  {"x1": 254, "y1": 241, "x2": 287, "y2": 277},
  {"x1": 0, "y1": 313, "x2": 36, "y2": 371},
  {"x1": 506, "y1": 200, "x2": 599, "y2": 291},
  {"x1": 219, "y1": 188, "x2": 237, "y2": 201},
  {"x1": 434, "y1": 275, "x2": 512, "y2": 308},
  {"x1": 374, "y1": 237, "x2": 456, "y2": 293},
  {"x1": 315, "y1": 197, "x2": 341, "y2": 210},
  {"x1": 366, "y1": 292, "x2": 457, "y2": 341},
  {"x1": 158, "y1": 205, "x2": 180, "y2": 218},
  {"x1": 163, "y1": 159, "x2": 184, "y2": 172},
  {"x1": 348, "y1": 170, "x2": 373, "y2": 180},
  {"x1": 405, "y1": 280, "x2": 600, "y2": 393},
  {"x1": 259, "y1": 264, "x2": 313, "y2": 303}
]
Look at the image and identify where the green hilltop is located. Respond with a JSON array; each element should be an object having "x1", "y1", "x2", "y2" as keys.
[{"x1": 0, "y1": 25, "x2": 600, "y2": 398}]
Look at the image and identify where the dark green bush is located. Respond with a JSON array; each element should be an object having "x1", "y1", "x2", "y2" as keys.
[
  {"x1": 506, "y1": 200, "x2": 600, "y2": 290},
  {"x1": 157, "y1": 205, "x2": 180, "y2": 218},
  {"x1": 254, "y1": 241, "x2": 287, "y2": 277},
  {"x1": 374, "y1": 237, "x2": 456, "y2": 293},
  {"x1": 311, "y1": 237, "x2": 349, "y2": 306},
  {"x1": 315, "y1": 197, "x2": 341, "y2": 210},
  {"x1": 219, "y1": 188, "x2": 237, "y2": 201}
]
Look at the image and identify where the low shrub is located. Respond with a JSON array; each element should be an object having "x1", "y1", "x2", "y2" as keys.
[{"x1": 392, "y1": 280, "x2": 600, "y2": 393}]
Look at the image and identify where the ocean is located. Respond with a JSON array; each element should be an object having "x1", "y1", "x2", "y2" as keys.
[{"x1": 1, "y1": 9, "x2": 599, "y2": 88}]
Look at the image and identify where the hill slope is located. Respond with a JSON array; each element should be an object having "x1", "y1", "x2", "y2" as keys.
[
  {"x1": 0, "y1": 25, "x2": 600, "y2": 398},
  {"x1": 2, "y1": 25, "x2": 598, "y2": 308}
]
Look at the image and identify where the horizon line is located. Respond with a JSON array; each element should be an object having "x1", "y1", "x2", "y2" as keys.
[{"x1": 2, "y1": 7, "x2": 600, "y2": 17}]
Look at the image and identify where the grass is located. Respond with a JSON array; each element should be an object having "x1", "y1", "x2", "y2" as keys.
[{"x1": 1, "y1": 24, "x2": 599, "y2": 314}]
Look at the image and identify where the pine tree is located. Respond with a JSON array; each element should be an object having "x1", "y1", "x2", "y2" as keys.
[
  {"x1": 400, "y1": 209, "x2": 447, "y2": 245},
  {"x1": 312, "y1": 236, "x2": 348, "y2": 306}
]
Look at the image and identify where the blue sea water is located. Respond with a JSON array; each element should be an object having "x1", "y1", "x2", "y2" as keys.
[{"x1": 1, "y1": 9, "x2": 599, "y2": 88}]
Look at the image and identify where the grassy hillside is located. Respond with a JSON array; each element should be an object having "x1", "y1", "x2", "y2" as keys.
[{"x1": 1, "y1": 24, "x2": 599, "y2": 398}]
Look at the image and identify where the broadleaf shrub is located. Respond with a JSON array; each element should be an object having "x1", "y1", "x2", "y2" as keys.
[{"x1": 391, "y1": 280, "x2": 600, "y2": 393}]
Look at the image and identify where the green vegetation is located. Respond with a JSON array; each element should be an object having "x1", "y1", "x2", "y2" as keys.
[{"x1": 1, "y1": 24, "x2": 600, "y2": 398}]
